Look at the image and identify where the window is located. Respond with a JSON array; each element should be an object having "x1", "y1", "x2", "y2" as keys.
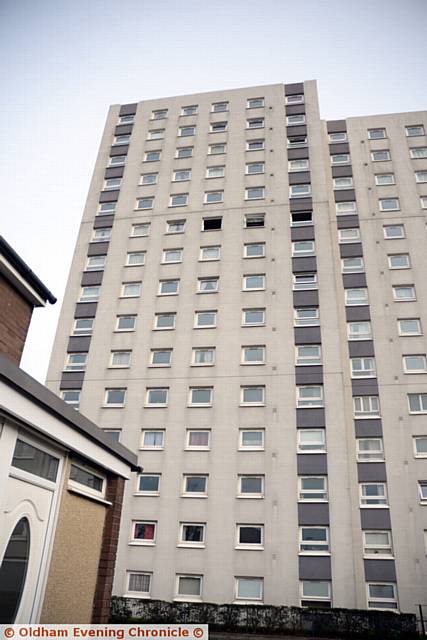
[
  {"x1": 104, "y1": 429, "x2": 121, "y2": 442},
  {"x1": 109, "y1": 155, "x2": 126, "y2": 166},
  {"x1": 200, "y1": 245, "x2": 220, "y2": 261},
  {"x1": 368, "y1": 128, "x2": 386, "y2": 139},
  {"x1": 238, "y1": 475, "x2": 264, "y2": 497},
  {"x1": 247, "y1": 118, "x2": 264, "y2": 129},
  {"x1": 298, "y1": 476, "x2": 328, "y2": 501},
  {"x1": 186, "y1": 430, "x2": 210, "y2": 449},
  {"x1": 118, "y1": 115, "x2": 134, "y2": 124},
  {"x1": 73, "y1": 318, "x2": 93, "y2": 336},
  {"x1": 244, "y1": 243, "x2": 265, "y2": 259},
  {"x1": 126, "y1": 251, "x2": 145, "y2": 266},
  {"x1": 147, "y1": 129, "x2": 164, "y2": 140},
  {"x1": 104, "y1": 388, "x2": 126, "y2": 407},
  {"x1": 245, "y1": 187, "x2": 264, "y2": 200},
  {"x1": 192, "y1": 348, "x2": 215, "y2": 366},
  {"x1": 300, "y1": 581, "x2": 331, "y2": 607},
  {"x1": 208, "y1": 143, "x2": 226, "y2": 155},
  {"x1": 285, "y1": 94, "x2": 304, "y2": 104},
  {"x1": 243, "y1": 274, "x2": 265, "y2": 290},
  {"x1": 62, "y1": 390, "x2": 80, "y2": 409},
  {"x1": 69, "y1": 463, "x2": 104, "y2": 498},
  {"x1": 347, "y1": 321, "x2": 372, "y2": 341},
  {"x1": 173, "y1": 169, "x2": 191, "y2": 182},
  {"x1": 137, "y1": 474, "x2": 160, "y2": 495},
  {"x1": 204, "y1": 191, "x2": 223, "y2": 204},
  {"x1": 331, "y1": 153, "x2": 350, "y2": 165},
  {"x1": 288, "y1": 159, "x2": 309, "y2": 172},
  {"x1": 246, "y1": 139, "x2": 264, "y2": 151},
  {"x1": 239, "y1": 429, "x2": 265, "y2": 450},
  {"x1": 92, "y1": 228, "x2": 111, "y2": 242},
  {"x1": 379, "y1": 198, "x2": 399, "y2": 211},
  {"x1": 212, "y1": 101, "x2": 228, "y2": 112},
  {"x1": 241, "y1": 386, "x2": 265, "y2": 405},
  {"x1": 296, "y1": 386, "x2": 323, "y2": 408},
  {"x1": 121, "y1": 282, "x2": 141, "y2": 297},
  {"x1": 287, "y1": 114, "x2": 306, "y2": 126},
  {"x1": 336, "y1": 201, "x2": 357, "y2": 215},
  {"x1": 103, "y1": 178, "x2": 122, "y2": 190},
  {"x1": 414, "y1": 437, "x2": 427, "y2": 458},
  {"x1": 367, "y1": 583, "x2": 398, "y2": 611},
  {"x1": 415, "y1": 171, "x2": 427, "y2": 183},
  {"x1": 162, "y1": 248, "x2": 183, "y2": 263},
  {"x1": 299, "y1": 527, "x2": 329, "y2": 553},
  {"x1": 183, "y1": 475, "x2": 208, "y2": 496},
  {"x1": 175, "y1": 575, "x2": 203, "y2": 601},
  {"x1": 170, "y1": 193, "x2": 188, "y2": 207},
  {"x1": 392, "y1": 285, "x2": 416, "y2": 301},
  {"x1": 131, "y1": 521, "x2": 156, "y2": 545},
  {"x1": 383, "y1": 224, "x2": 405, "y2": 239},
  {"x1": 388, "y1": 254, "x2": 410, "y2": 269},
  {"x1": 287, "y1": 135, "x2": 307, "y2": 148},
  {"x1": 176, "y1": 147, "x2": 193, "y2": 158},
  {"x1": 166, "y1": 219, "x2": 186, "y2": 233},
  {"x1": 246, "y1": 162, "x2": 265, "y2": 175},
  {"x1": 158, "y1": 279, "x2": 179, "y2": 295},
  {"x1": 136, "y1": 197, "x2": 154, "y2": 210},
  {"x1": 371, "y1": 150, "x2": 391, "y2": 161},
  {"x1": 11, "y1": 440, "x2": 59, "y2": 482},
  {"x1": 292, "y1": 241, "x2": 315, "y2": 257},
  {"x1": 194, "y1": 310, "x2": 217, "y2": 328},
  {"x1": 293, "y1": 273, "x2": 317, "y2": 290},
  {"x1": 202, "y1": 216, "x2": 222, "y2": 231},
  {"x1": 242, "y1": 345, "x2": 265, "y2": 365},
  {"x1": 116, "y1": 315, "x2": 136, "y2": 332},
  {"x1": 398, "y1": 318, "x2": 422, "y2": 336},
  {"x1": 242, "y1": 308, "x2": 265, "y2": 326},
  {"x1": 363, "y1": 531, "x2": 392, "y2": 557},
  {"x1": 110, "y1": 351, "x2": 131, "y2": 368},
  {"x1": 406, "y1": 125, "x2": 425, "y2": 137},
  {"x1": 146, "y1": 388, "x2": 169, "y2": 406},
  {"x1": 210, "y1": 121, "x2": 227, "y2": 133},
  {"x1": 131, "y1": 222, "x2": 150, "y2": 237},
  {"x1": 357, "y1": 439, "x2": 384, "y2": 462},
  {"x1": 141, "y1": 430, "x2": 165, "y2": 450},
  {"x1": 236, "y1": 524, "x2": 263, "y2": 548},
  {"x1": 410, "y1": 147, "x2": 427, "y2": 159},
  {"x1": 419, "y1": 482, "x2": 427, "y2": 502},
  {"x1": 86, "y1": 256, "x2": 106, "y2": 271},
  {"x1": 151, "y1": 109, "x2": 168, "y2": 120},
  {"x1": 354, "y1": 396, "x2": 381, "y2": 417},
  {"x1": 360, "y1": 483, "x2": 388, "y2": 506},
  {"x1": 144, "y1": 150, "x2": 161, "y2": 162},
  {"x1": 179, "y1": 523, "x2": 206, "y2": 546},
  {"x1": 338, "y1": 228, "x2": 361, "y2": 243},
  {"x1": 297, "y1": 429, "x2": 326, "y2": 453},
  {"x1": 98, "y1": 202, "x2": 116, "y2": 215},
  {"x1": 294, "y1": 308, "x2": 319, "y2": 327},
  {"x1": 296, "y1": 345, "x2": 322, "y2": 366},
  {"x1": 290, "y1": 184, "x2": 311, "y2": 197},
  {"x1": 403, "y1": 354, "x2": 427, "y2": 373},
  {"x1": 244, "y1": 213, "x2": 265, "y2": 228},
  {"x1": 113, "y1": 134, "x2": 130, "y2": 146},
  {"x1": 375, "y1": 173, "x2": 395, "y2": 185},
  {"x1": 342, "y1": 257, "x2": 364, "y2": 273},
  {"x1": 181, "y1": 105, "x2": 198, "y2": 116},
  {"x1": 206, "y1": 166, "x2": 225, "y2": 178},
  {"x1": 329, "y1": 132, "x2": 347, "y2": 142},
  {"x1": 139, "y1": 173, "x2": 157, "y2": 186},
  {"x1": 333, "y1": 177, "x2": 353, "y2": 190},
  {"x1": 421, "y1": 196, "x2": 427, "y2": 208},
  {"x1": 198, "y1": 277, "x2": 219, "y2": 293},
  {"x1": 154, "y1": 313, "x2": 176, "y2": 330},
  {"x1": 179, "y1": 126, "x2": 196, "y2": 137},
  {"x1": 80, "y1": 286, "x2": 100, "y2": 302},
  {"x1": 150, "y1": 349, "x2": 172, "y2": 367},
  {"x1": 247, "y1": 97, "x2": 264, "y2": 109},
  {"x1": 345, "y1": 288, "x2": 369, "y2": 306},
  {"x1": 189, "y1": 387, "x2": 213, "y2": 406},
  {"x1": 235, "y1": 577, "x2": 263, "y2": 602}
]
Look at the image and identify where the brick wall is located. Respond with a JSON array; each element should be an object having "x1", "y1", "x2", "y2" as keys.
[{"x1": 0, "y1": 273, "x2": 33, "y2": 364}]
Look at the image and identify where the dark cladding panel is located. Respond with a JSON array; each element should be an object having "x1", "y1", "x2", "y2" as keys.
[
  {"x1": 337, "y1": 215, "x2": 360, "y2": 229},
  {"x1": 294, "y1": 327, "x2": 322, "y2": 345},
  {"x1": 87, "y1": 242, "x2": 109, "y2": 257},
  {"x1": 360, "y1": 509, "x2": 391, "y2": 530},
  {"x1": 119, "y1": 103, "x2": 138, "y2": 116},
  {"x1": 292, "y1": 257, "x2": 317, "y2": 273},
  {"x1": 355, "y1": 420, "x2": 383, "y2": 438},
  {"x1": 81, "y1": 271, "x2": 103, "y2": 287},
  {"x1": 287, "y1": 147, "x2": 310, "y2": 161},
  {"x1": 110, "y1": 145, "x2": 129, "y2": 157},
  {"x1": 285, "y1": 82, "x2": 305, "y2": 95},
  {"x1": 352, "y1": 379, "x2": 379, "y2": 396},
  {"x1": 334, "y1": 189, "x2": 356, "y2": 202},
  {"x1": 329, "y1": 142, "x2": 350, "y2": 154},
  {"x1": 293, "y1": 291, "x2": 319, "y2": 307},
  {"x1": 104, "y1": 166, "x2": 124, "y2": 179},
  {"x1": 345, "y1": 306, "x2": 371, "y2": 322},
  {"x1": 93, "y1": 215, "x2": 114, "y2": 229},
  {"x1": 286, "y1": 125, "x2": 307, "y2": 137},
  {"x1": 67, "y1": 336, "x2": 91, "y2": 353},
  {"x1": 99, "y1": 190, "x2": 119, "y2": 203},
  {"x1": 357, "y1": 463, "x2": 387, "y2": 483},
  {"x1": 342, "y1": 274, "x2": 367, "y2": 289},
  {"x1": 299, "y1": 556, "x2": 332, "y2": 580},
  {"x1": 60, "y1": 372, "x2": 85, "y2": 390},
  {"x1": 289, "y1": 172, "x2": 311, "y2": 185},
  {"x1": 364, "y1": 560, "x2": 396, "y2": 582},
  {"x1": 114, "y1": 124, "x2": 133, "y2": 136},
  {"x1": 296, "y1": 408, "x2": 325, "y2": 428},
  {"x1": 297, "y1": 454, "x2": 327, "y2": 475},
  {"x1": 291, "y1": 227, "x2": 315, "y2": 241},
  {"x1": 285, "y1": 104, "x2": 306, "y2": 116},
  {"x1": 327, "y1": 120, "x2": 347, "y2": 133},
  {"x1": 290, "y1": 198, "x2": 313, "y2": 212},
  {"x1": 332, "y1": 165, "x2": 353, "y2": 179},
  {"x1": 348, "y1": 341, "x2": 375, "y2": 358},
  {"x1": 295, "y1": 367, "x2": 323, "y2": 385},
  {"x1": 340, "y1": 243, "x2": 363, "y2": 258},
  {"x1": 74, "y1": 303, "x2": 98, "y2": 318},
  {"x1": 298, "y1": 503, "x2": 329, "y2": 525}
]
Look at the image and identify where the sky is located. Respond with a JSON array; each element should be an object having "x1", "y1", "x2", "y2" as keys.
[{"x1": 1, "y1": 0, "x2": 426, "y2": 382}]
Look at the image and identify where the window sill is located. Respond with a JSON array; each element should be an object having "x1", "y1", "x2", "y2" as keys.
[
  {"x1": 354, "y1": 415, "x2": 382, "y2": 420},
  {"x1": 148, "y1": 365, "x2": 171, "y2": 368},
  {"x1": 197, "y1": 290, "x2": 218, "y2": 295},
  {"x1": 233, "y1": 600, "x2": 263, "y2": 605},
  {"x1": 108, "y1": 366, "x2": 130, "y2": 370},
  {"x1": 191, "y1": 363, "x2": 215, "y2": 367},
  {"x1": 174, "y1": 597, "x2": 202, "y2": 603},
  {"x1": 237, "y1": 495, "x2": 264, "y2": 499},
  {"x1": 242, "y1": 324, "x2": 265, "y2": 328},
  {"x1": 181, "y1": 494, "x2": 208, "y2": 499},
  {"x1": 360, "y1": 505, "x2": 389, "y2": 509},
  {"x1": 177, "y1": 543, "x2": 205, "y2": 549},
  {"x1": 144, "y1": 404, "x2": 168, "y2": 408},
  {"x1": 240, "y1": 362, "x2": 265, "y2": 366},
  {"x1": 129, "y1": 541, "x2": 156, "y2": 546},
  {"x1": 297, "y1": 450, "x2": 327, "y2": 455},
  {"x1": 102, "y1": 404, "x2": 125, "y2": 409},
  {"x1": 240, "y1": 403, "x2": 266, "y2": 407},
  {"x1": 139, "y1": 447, "x2": 164, "y2": 451},
  {"x1": 299, "y1": 551, "x2": 331, "y2": 556},
  {"x1": 235, "y1": 545, "x2": 264, "y2": 551},
  {"x1": 296, "y1": 405, "x2": 324, "y2": 409},
  {"x1": 297, "y1": 499, "x2": 328, "y2": 504},
  {"x1": 194, "y1": 326, "x2": 216, "y2": 330},
  {"x1": 238, "y1": 447, "x2": 265, "y2": 452},
  {"x1": 363, "y1": 554, "x2": 394, "y2": 559},
  {"x1": 68, "y1": 486, "x2": 111, "y2": 506},
  {"x1": 124, "y1": 593, "x2": 151, "y2": 599},
  {"x1": 187, "y1": 404, "x2": 213, "y2": 408}
]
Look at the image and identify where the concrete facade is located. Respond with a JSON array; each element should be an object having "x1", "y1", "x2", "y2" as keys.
[{"x1": 46, "y1": 81, "x2": 427, "y2": 615}]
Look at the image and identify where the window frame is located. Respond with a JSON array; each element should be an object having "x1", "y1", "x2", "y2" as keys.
[
  {"x1": 125, "y1": 572, "x2": 152, "y2": 598},
  {"x1": 366, "y1": 582, "x2": 398, "y2": 611},
  {"x1": 242, "y1": 308, "x2": 265, "y2": 326},
  {"x1": 298, "y1": 476, "x2": 328, "y2": 502},
  {"x1": 154, "y1": 313, "x2": 176, "y2": 330},
  {"x1": 235, "y1": 577, "x2": 264, "y2": 603},
  {"x1": 392, "y1": 285, "x2": 416, "y2": 302},
  {"x1": 194, "y1": 310, "x2": 217, "y2": 329},
  {"x1": 140, "y1": 430, "x2": 165, "y2": 450},
  {"x1": 238, "y1": 429, "x2": 265, "y2": 451},
  {"x1": 158, "y1": 279, "x2": 180, "y2": 296},
  {"x1": 295, "y1": 345, "x2": 322, "y2": 366},
  {"x1": 145, "y1": 388, "x2": 169, "y2": 407},
  {"x1": 191, "y1": 347, "x2": 216, "y2": 367},
  {"x1": 383, "y1": 224, "x2": 405, "y2": 239},
  {"x1": 397, "y1": 318, "x2": 422, "y2": 336},
  {"x1": 357, "y1": 438, "x2": 384, "y2": 462},
  {"x1": 294, "y1": 308, "x2": 320, "y2": 327},
  {"x1": 236, "y1": 524, "x2": 264, "y2": 549},
  {"x1": 130, "y1": 520, "x2": 157, "y2": 546},
  {"x1": 297, "y1": 429, "x2": 326, "y2": 453},
  {"x1": 296, "y1": 385, "x2": 323, "y2": 408},
  {"x1": 237, "y1": 475, "x2": 264, "y2": 498},
  {"x1": 178, "y1": 523, "x2": 206, "y2": 548},
  {"x1": 347, "y1": 321, "x2": 372, "y2": 341},
  {"x1": 150, "y1": 349, "x2": 173, "y2": 368},
  {"x1": 241, "y1": 345, "x2": 266, "y2": 365},
  {"x1": 188, "y1": 387, "x2": 213, "y2": 407},
  {"x1": 353, "y1": 395, "x2": 381, "y2": 418},
  {"x1": 136, "y1": 473, "x2": 161, "y2": 496},
  {"x1": 299, "y1": 526, "x2": 330, "y2": 555},
  {"x1": 182, "y1": 475, "x2": 208, "y2": 497},
  {"x1": 403, "y1": 354, "x2": 427, "y2": 374},
  {"x1": 109, "y1": 350, "x2": 132, "y2": 369},
  {"x1": 350, "y1": 357, "x2": 376, "y2": 379},
  {"x1": 104, "y1": 387, "x2": 126, "y2": 408},
  {"x1": 121, "y1": 282, "x2": 142, "y2": 298},
  {"x1": 185, "y1": 430, "x2": 211, "y2": 451},
  {"x1": 359, "y1": 482, "x2": 388, "y2": 507}
]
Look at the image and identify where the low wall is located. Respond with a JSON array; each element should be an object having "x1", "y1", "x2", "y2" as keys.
[{"x1": 110, "y1": 598, "x2": 418, "y2": 639}]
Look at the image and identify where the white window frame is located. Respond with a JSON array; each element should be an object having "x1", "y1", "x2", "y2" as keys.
[
  {"x1": 113, "y1": 134, "x2": 130, "y2": 146},
  {"x1": 178, "y1": 125, "x2": 196, "y2": 137},
  {"x1": 345, "y1": 288, "x2": 369, "y2": 306},
  {"x1": 244, "y1": 213, "x2": 265, "y2": 228},
  {"x1": 241, "y1": 345, "x2": 265, "y2": 365},
  {"x1": 210, "y1": 121, "x2": 227, "y2": 133},
  {"x1": 204, "y1": 190, "x2": 224, "y2": 204},
  {"x1": 247, "y1": 117, "x2": 264, "y2": 129},
  {"x1": 175, "y1": 574, "x2": 203, "y2": 602},
  {"x1": 392, "y1": 285, "x2": 416, "y2": 301},
  {"x1": 185, "y1": 430, "x2": 211, "y2": 450},
  {"x1": 237, "y1": 475, "x2": 264, "y2": 498},
  {"x1": 172, "y1": 169, "x2": 191, "y2": 182},
  {"x1": 245, "y1": 187, "x2": 265, "y2": 201},
  {"x1": 182, "y1": 475, "x2": 208, "y2": 497},
  {"x1": 126, "y1": 251, "x2": 145, "y2": 267},
  {"x1": 175, "y1": 147, "x2": 193, "y2": 159},
  {"x1": 338, "y1": 228, "x2": 361, "y2": 244},
  {"x1": 379, "y1": 198, "x2": 400, "y2": 212},
  {"x1": 297, "y1": 429, "x2": 326, "y2": 453},
  {"x1": 347, "y1": 321, "x2": 372, "y2": 341},
  {"x1": 118, "y1": 115, "x2": 134, "y2": 124},
  {"x1": 151, "y1": 109, "x2": 168, "y2": 120},
  {"x1": 169, "y1": 193, "x2": 188, "y2": 207},
  {"x1": 285, "y1": 94, "x2": 304, "y2": 105},
  {"x1": 86, "y1": 255, "x2": 106, "y2": 271},
  {"x1": 357, "y1": 438, "x2": 384, "y2": 462},
  {"x1": 131, "y1": 223, "x2": 150, "y2": 237},
  {"x1": 247, "y1": 97, "x2": 264, "y2": 109},
  {"x1": 166, "y1": 219, "x2": 186, "y2": 234},
  {"x1": 333, "y1": 177, "x2": 353, "y2": 190},
  {"x1": 79, "y1": 286, "x2": 100, "y2": 302},
  {"x1": 414, "y1": 437, "x2": 427, "y2": 458},
  {"x1": 383, "y1": 224, "x2": 405, "y2": 239},
  {"x1": 299, "y1": 527, "x2": 330, "y2": 554},
  {"x1": 293, "y1": 273, "x2": 318, "y2": 291},
  {"x1": 125, "y1": 572, "x2": 152, "y2": 598},
  {"x1": 62, "y1": 390, "x2": 80, "y2": 409},
  {"x1": 145, "y1": 388, "x2": 169, "y2": 407},
  {"x1": 139, "y1": 173, "x2": 157, "y2": 186},
  {"x1": 397, "y1": 318, "x2": 422, "y2": 336},
  {"x1": 109, "y1": 351, "x2": 131, "y2": 368},
  {"x1": 287, "y1": 114, "x2": 306, "y2": 126},
  {"x1": 211, "y1": 102, "x2": 228, "y2": 113},
  {"x1": 178, "y1": 523, "x2": 206, "y2": 547},
  {"x1": 328, "y1": 132, "x2": 347, "y2": 142},
  {"x1": 158, "y1": 279, "x2": 179, "y2": 296},
  {"x1": 121, "y1": 282, "x2": 141, "y2": 298},
  {"x1": 103, "y1": 178, "x2": 122, "y2": 190},
  {"x1": 288, "y1": 159, "x2": 309, "y2": 172},
  {"x1": 246, "y1": 162, "x2": 265, "y2": 175},
  {"x1": 91, "y1": 228, "x2": 112, "y2": 242},
  {"x1": 300, "y1": 580, "x2": 332, "y2": 606},
  {"x1": 298, "y1": 476, "x2": 328, "y2": 502},
  {"x1": 368, "y1": 128, "x2": 387, "y2": 140},
  {"x1": 104, "y1": 388, "x2": 126, "y2": 407},
  {"x1": 246, "y1": 139, "x2": 265, "y2": 151},
  {"x1": 180, "y1": 105, "x2": 198, "y2": 116},
  {"x1": 336, "y1": 201, "x2": 357, "y2": 215},
  {"x1": 115, "y1": 315, "x2": 136, "y2": 332},
  {"x1": 144, "y1": 150, "x2": 161, "y2": 162},
  {"x1": 375, "y1": 173, "x2": 395, "y2": 186},
  {"x1": 371, "y1": 150, "x2": 391, "y2": 162},
  {"x1": 108, "y1": 155, "x2": 126, "y2": 166},
  {"x1": 292, "y1": 241, "x2": 315, "y2": 257},
  {"x1": 363, "y1": 531, "x2": 393, "y2": 557},
  {"x1": 236, "y1": 524, "x2": 264, "y2": 549},
  {"x1": 136, "y1": 474, "x2": 161, "y2": 496},
  {"x1": 289, "y1": 184, "x2": 311, "y2": 198},
  {"x1": 415, "y1": 170, "x2": 427, "y2": 183},
  {"x1": 64, "y1": 353, "x2": 87, "y2": 372},
  {"x1": 202, "y1": 216, "x2": 222, "y2": 231},
  {"x1": 192, "y1": 347, "x2": 215, "y2": 367},
  {"x1": 194, "y1": 310, "x2": 217, "y2": 329},
  {"x1": 295, "y1": 345, "x2": 322, "y2": 366},
  {"x1": 198, "y1": 277, "x2": 219, "y2": 294},
  {"x1": 206, "y1": 166, "x2": 225, "y2": 179},
  {"x1": 243, "y1": 274, "x2": 265, "y2": 291},
  {"x1": 406, "y1": 125, "x2": 425, "y2": 137},
  {"x1": 136, "y1": 197, "x2": 154, "y2": 210},
  {"x1": 294, "y1": 308, "x2": 320, "y2": 327},
  {"x1": 161, "y1": 248, "x2": 183, "y2": 264},
  {"x1": 238, "y1": 429, "x2": 265, "y2": 451},
  {"x1": 188, "y1": 387, "x2": 213, "y2": 407},
  {"x1": 154, "y1": 313, "x2": 176, "y2": 330},
  {"x1": 150, "y1": 349, "x2": 173, "y2": 368},
  {"x1": 140, "y1": 430, "x2": 165, "y2": 450},
  {"x1": 360, "y1": 483, "x2": 388, "y2": 507},
  {"x1": 353, "y1": 395, "x2": 381, "y2": 418},
  {"x1": 350, "y1": 357, "x2": 376, "y2": 378},
  {"x1": 331, "y1": 153, "x2": 350, "y2": 165},
  {"x1": 388, "y1": 254, "x2": 410, "y2": 269},
  {"x1": 410, "y1": 147, "x2": 427, "y2": 159},
  {"x1": 199, "y1": 246, "x2": 221, "y2": 261},
  {"x1": 403, "y1": 354, "x2": 427, "y2": 374},
  {"x1": 242, "y1": 308, "x2": 265, "y2": 326},
  {"x1": 147, "y1": 129, "x2": 164, "y2": 140},
  {"x1": 208, "y1": 143, "x2": 226, "y2": 155},
  {"x1": 240, "y1": 386, "x2": 265, "y2": 406},
  {"x1": 296, "y1": 386, "x2": 323, "y2": 408},
  {"x1": 98, "y1": 202, "x2": 116, "y2": 215},
  {"x1": 72, "y1": 318, "x2": 93, "y2": 336},
  {"x1": 130, "y1": 520, "x2": 157, "y2": 546},
  {"x1": 235, "y1": 577, "x2": 264, "y2": 602},
  {"x1": 366, "y1": 582, "x2": 398, "y2": 611}
]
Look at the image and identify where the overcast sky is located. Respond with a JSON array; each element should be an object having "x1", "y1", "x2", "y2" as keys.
[{"x1": 1, "y1": 0, "x2": 426, "y2": 382}]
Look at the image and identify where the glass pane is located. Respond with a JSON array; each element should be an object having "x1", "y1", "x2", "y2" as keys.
[
  {"x1": 238, "y1": 578, "x2": 262, "y2": 599},
  {"x1": 303, "y1": 581, "x2": 329, "y2": 598},
  {"x1": 242, "y1": 431, "x2": 263, "y2": 447},
  {"x1": 70, "y1": 464, "x2": 103, "y2": 491},
  {"x1": 179, "y1": 577, "x2": 200, "y2": 596},
  {"x1": 239, "y1": 527, "x2": 261, "y2": 544},
  {"x1": 188, "y1": 431, "x2": 209, "y2": 446},
  {"x1": 186, "y1": 477, "x2": 206, "y2": 492},
  {"x1": 241, "y1": 477, "x2": 262, "y2": 493},
  {"x1": 139, "y1": 476, "x2": 159, "y2": 491},
  {"x1": 12, "y1": 440, "x2": 59, "y2": 482},
  {"x1": 183, "y1": 525, "x2": 203, "y2": 542},
  {"x1": 0, "y1": 518, "x2": 30, "y2": 623}
]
